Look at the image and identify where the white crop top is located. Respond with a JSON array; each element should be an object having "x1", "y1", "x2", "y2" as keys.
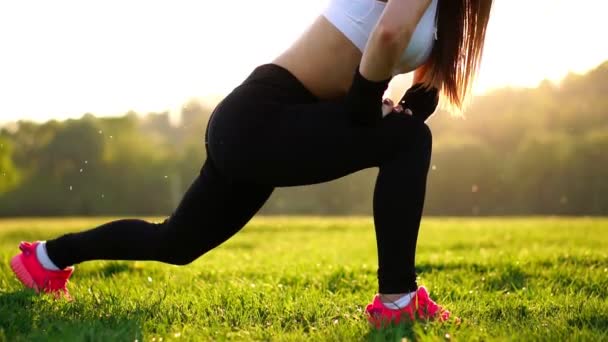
[{"x1": 323, "y1": 0, "x2": 438, "y2": 74}]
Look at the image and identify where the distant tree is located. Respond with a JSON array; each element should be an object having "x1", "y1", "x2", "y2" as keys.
[
  {"x1": 426, "y1": 136, "x2": 500, "y2": 215},
  {"x1": 1, "y1": 61, "x2": 608, "y2": 216},
  {"x1": 0, "y1": 137, "x2": 19, "y2": 193}
]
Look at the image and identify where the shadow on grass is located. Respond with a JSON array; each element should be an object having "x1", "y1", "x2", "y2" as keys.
[
  {"x1": 75, "y1": 262, "x2": 142, "y2": 279},
  {"x1": 365, "y1": 322, "x2": 417, "y2": 342},
  {"x1": 0, "y1": 290, "x2": 144, "y2": 341},
  {"x1": 567, "y1": 312, "x2": 608, "y2": 330},
  {"x1": 364, "y1": 320, "x2": 460, "y2": 342},
  {"x1": 416, "y1": 262, "x2": 528, "y2": 291}
]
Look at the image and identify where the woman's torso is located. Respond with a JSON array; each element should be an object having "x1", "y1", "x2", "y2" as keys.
[{"x1": 273, "y1": 0, "x2": 438, "y2": 100}]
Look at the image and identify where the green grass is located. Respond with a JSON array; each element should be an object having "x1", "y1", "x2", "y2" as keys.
[{"x1": 0, "y1": 217, "x2": 607, "y2": 341}]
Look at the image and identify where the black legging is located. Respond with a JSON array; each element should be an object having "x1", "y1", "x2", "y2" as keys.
[{"x1": 46, "y1": 64, "x2": 432, "y2": 294}]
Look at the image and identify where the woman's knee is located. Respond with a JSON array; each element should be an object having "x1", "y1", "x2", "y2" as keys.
[
  {"x1": 386, "y1": 115, "x2": 432, "y2": 154},
  {"x1": 153, "y1": 218, "x2": 206, "y2": 266},
  {"x1": 415, "y1": 122, "x2": 433, "y2": 152},
  {"x1": 164, "y1": 253, "x2": 198, "y2": 266}
]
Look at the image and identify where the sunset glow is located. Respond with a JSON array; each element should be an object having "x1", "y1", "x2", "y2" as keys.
[{"x1": 0, "y1": 0, "x2": 606, "y2": 123}]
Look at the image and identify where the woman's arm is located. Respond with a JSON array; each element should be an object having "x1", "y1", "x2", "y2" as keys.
[
  {"x1": 345, "y1": 0, "x2": 433, "y2": 126},
  {"x1": 360, "y1": 0, "x2": 433, "y2": 81},
  {"x1": 396, "y1": 62, "x2": 439, "y2": 122}
]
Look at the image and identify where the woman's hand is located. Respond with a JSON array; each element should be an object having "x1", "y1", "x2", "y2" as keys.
[
  {"x1": 398, "y1": 83, "x2": 439, "y2": 121},
  {"x1": 382, "y1": 83, "x2": 439, "y2": 122},
  {"x1": 382, "y1": 98, "x2": 413, "y2": 117}
]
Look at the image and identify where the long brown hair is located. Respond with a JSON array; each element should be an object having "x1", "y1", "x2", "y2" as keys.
[{"x1": 424, "y1": 0, "x2": 494, "y2": 111}]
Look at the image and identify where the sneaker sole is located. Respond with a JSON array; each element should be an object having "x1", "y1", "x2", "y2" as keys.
[{"x1": 10, "y1": 255, "x2": 40, "y2": 292}]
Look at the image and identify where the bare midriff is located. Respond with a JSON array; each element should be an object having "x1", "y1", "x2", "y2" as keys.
[{"x1": 272, "y1": 16, "x2": 363, "y2": 100}]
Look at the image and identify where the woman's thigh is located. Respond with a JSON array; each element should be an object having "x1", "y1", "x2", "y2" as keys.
[{"x1": 208, "y1": 97, "x2": 425, "y2": 187}]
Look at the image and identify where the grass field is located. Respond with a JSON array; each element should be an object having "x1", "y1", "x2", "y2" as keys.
[{"x1": 0, "y1": 217, "x2": 607, "y2": 341}]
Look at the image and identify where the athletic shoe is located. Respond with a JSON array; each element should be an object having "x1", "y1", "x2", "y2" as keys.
[
  {"x1": 365, "y1": 286, "x2": 451, "y2": 328},
  {"x1": 9, "y1": 241, "x2": 74, "y2": 300}
]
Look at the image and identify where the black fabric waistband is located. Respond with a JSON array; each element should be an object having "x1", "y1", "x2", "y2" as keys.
[{"x1": 240, "y1": 63, "x2": 320, "y2": 103}]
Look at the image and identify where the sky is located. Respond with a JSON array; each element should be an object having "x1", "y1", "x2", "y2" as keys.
[{"x1": 0, "y1": 0, "x2": 607, "y2": 123}]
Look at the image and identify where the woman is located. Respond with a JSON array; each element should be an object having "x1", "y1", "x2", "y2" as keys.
[{"x1": 10, "y1": 0, "x2": 492, "y2": 326}]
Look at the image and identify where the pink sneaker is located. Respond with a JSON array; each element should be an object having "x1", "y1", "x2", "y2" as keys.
[
  {"x1": 365, "y1": 286, "x2": 451, "y2": 328},
  {"x1": 9, "y1": 241, "x2": 74, "y2": 300}
]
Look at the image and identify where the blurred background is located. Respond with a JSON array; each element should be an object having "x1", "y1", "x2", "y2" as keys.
[{"x1": 0, "y1": 0, "x2": 606, "y2": 217}]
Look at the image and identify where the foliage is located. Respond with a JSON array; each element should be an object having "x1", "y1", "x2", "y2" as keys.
[
  {"x1": 0, "y1": 62, "x2": 607, "y2": 216},
  {"x1": 0, "y1": 137, "x2": 19, "y2": 194}
]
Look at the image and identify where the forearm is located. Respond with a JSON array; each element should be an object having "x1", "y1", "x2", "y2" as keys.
[
  {"x1": 345, "y1": 0, "x2": 433, "y2": 126},
  {"x1": 344, "y1": 68, "x2": 390, "y2": 125},
  {"x1": 360, "y1": 0, "x2": 432, "y2": 81}
]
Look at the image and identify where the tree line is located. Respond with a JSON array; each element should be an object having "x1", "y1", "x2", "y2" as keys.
[{"x1": 1, "y1": 61, "x2": 606, "y2": 216}]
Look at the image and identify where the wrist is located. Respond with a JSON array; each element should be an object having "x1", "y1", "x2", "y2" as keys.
[
  {"x1": 351, "y1": 67, "x2": 391, "y2": 99},
  {"x1": 345, "y1": 67, "x2": 391, "y2": 125}
]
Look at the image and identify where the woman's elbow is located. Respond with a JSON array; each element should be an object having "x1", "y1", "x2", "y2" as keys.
[
  {"x1": 375, "y1": 24, "x2": 400, "y2": 45},
  {"x1": 374, "y1": 23, "x2": 410, "y2": 49}
]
